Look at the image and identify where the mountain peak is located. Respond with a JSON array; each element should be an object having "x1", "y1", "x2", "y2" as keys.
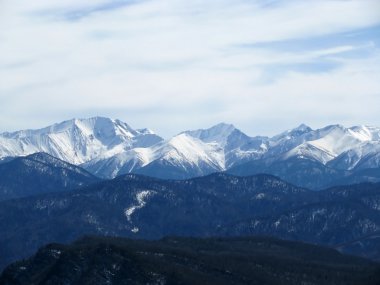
[
  {"x1": 272, "y1": 124, "x2": 312, "y2": 142},
  {"x1": 210, "y1": 122, "x2": 236, "y2": 130},
  {"x1": 283, "y1": 124, "x2": 312, "y2": 135},
  {"x1": 136, "y1": 128, "x2": 156, "y2": 135},
  {"x1": 0, "y1": 117, "x2": 160, "y2": 165},
  {"x1": 294, "y1": 124, "x2": 312, "y2": 132},
  {"x1": 322, "y1": 124, "x2": 346, "y2": 132},
  {"x1": 183, "y1": 122, "x2": 239, "y2": 145},
  {"x1": 1, "y1": 120, "x2": 380, "y2": 181}
]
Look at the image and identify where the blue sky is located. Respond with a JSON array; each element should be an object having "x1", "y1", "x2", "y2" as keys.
[{"x1": 0, "y1": 0, "x2": 379, "y2": 137}]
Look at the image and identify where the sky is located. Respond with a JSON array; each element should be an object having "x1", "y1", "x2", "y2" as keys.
[{"x1": 0, "y1": 0, "x2": 380, "y2": 138}]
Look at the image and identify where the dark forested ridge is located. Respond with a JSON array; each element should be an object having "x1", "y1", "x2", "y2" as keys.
[
  {"x1": 227, "y1": 156, "x2": 380, "y2": 190},
  {"x1": 1, "y1": 236, "x2": 380, "y2": 285},
  {"x1": 0, "y1": 153, "x2": 100, "y2": 201},
  {"x1": 0, "y1": 173, "x2": 379, "y2": 271}
]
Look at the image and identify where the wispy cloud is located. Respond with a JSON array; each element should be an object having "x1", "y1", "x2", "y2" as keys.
[
  {"x1": 0, "y1": 0, "x2": 379, "y2": 136},
  {"x1": 35, "y1": 0, "x2": 142, "y2": 21}
]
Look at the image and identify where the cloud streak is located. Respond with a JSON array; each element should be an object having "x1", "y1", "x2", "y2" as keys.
[
  {"x1": 0, "y1": 0, "x2": 379, "y2": 137},
  {"x1": 36, "y1": 0, "x2": 142, "y2": 21}
]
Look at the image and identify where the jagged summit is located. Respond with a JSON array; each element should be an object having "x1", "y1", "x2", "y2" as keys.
[
  {"x1": 0, "y1": 118, "x2": 380, "y2": 181},
  {"x1": 293, "y1": 123, "x2": 312, "y2": 132},
  {"x1": 0, "y1": 117, "x2": 163, "y2": 165},
  {"x1": 183, "y1": 122, "x2": 238, "y2": 145},
  {"x1": 273, "y1": 123, "x2": 312, "y2": 139}
]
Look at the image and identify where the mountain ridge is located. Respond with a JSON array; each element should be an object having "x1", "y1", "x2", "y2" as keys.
[
  {"x1": 0, "y1": 172, "x2": 379, "y2": 270},
  {"x1": 0, "y1": 152, "x2": 100, "y2": 201},
  {"x1": 2, "y1": 236, "x2": 379, "y2": 285},
  {"x1": 1, "y1": 118, "x2": 380, "y2": 188}
]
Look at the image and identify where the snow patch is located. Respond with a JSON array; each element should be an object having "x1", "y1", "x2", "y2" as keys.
[
  {"x1": 124, "y1": 190, "x2": 155, "y2": 232},
  {"x1": 255, "y1": 193, "x2": 265, "y2": 200}
]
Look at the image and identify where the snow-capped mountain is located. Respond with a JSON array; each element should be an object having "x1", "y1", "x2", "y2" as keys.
[
  {"x1": 84, "y1": 133, "x2": 225, "y2": 179},
  {"x1": 183, "y1": 123, "x2": 268, "y2": 167},
  {"x1": 1, "y1": 118, "x2": 380, "y2": 186},
  {"x1": 280, "y1": 124, "x2": 380, "y2": 164},
  {"x1": 84, "y1": 122, "x2": 268, "y2": 179},
  {"x1": 0, "y1": 117, "x2": 163, "y2": 165},
  {"x1": 228, "y1": 124, "x2": 380, "y2": 189}
]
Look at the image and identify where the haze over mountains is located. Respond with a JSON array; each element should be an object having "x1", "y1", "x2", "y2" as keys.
[{"x1": 1, "y1": 117, "x2": 380, "y2": 189}]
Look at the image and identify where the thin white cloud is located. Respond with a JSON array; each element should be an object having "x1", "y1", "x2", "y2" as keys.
[{"x1": 0, "y1": 0, "x2": 379, "y2": 136}]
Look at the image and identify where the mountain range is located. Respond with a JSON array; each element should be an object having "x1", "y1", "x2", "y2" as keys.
[
  {"x1": 1, "y1": 118, "x2": 380, "y2": 281},
  {"x1": 0, "y1": 172, "x2": 379, "y2": 271},
  {"x1": 1, "y1": 117, "x2": 380, "y2": 189}
]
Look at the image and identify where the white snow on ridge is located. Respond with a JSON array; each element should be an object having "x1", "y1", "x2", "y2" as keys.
[
  {"x1": 309, "y1": 125, "x2": 369, "y2": 156},
  {"x1": 184, "y1": 123, "x2": 236, "y2": 146},
  {"x1": 283, "y1": 143, "x2": 336, "y2": 164},
  {"x1": 125, "y1": 190, "x2": 155, "y2": 233},
  {"x1": 0, "y1": 117, "x2": 163, "y2": 165},
  {"x1": 161, "y1": 134, "x2": 225, "y2": 169},
  {"x1": 349, "y1": 125, "x2": 380, "y2": 141},
  {"x1": 282, "y1": 125, "x2": 380, "y2": 164},
  {"x1": 1, "y1": 118, "x2": 380, "y2": 178}
]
